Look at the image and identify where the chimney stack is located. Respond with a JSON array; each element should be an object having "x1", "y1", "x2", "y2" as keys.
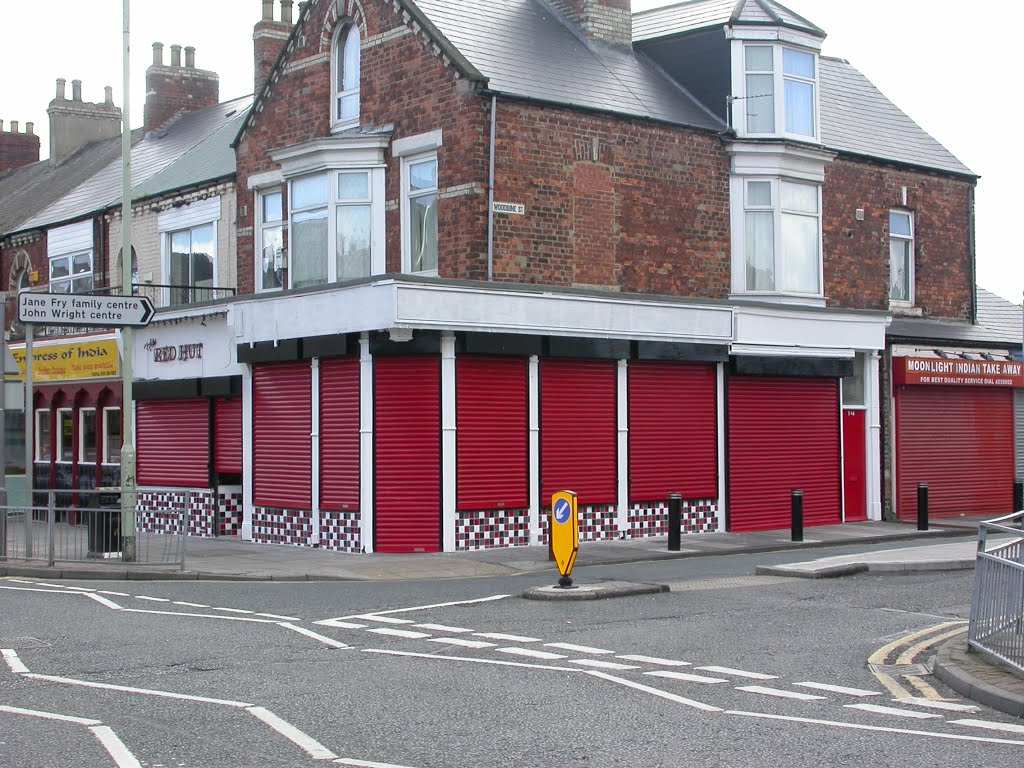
[
  {"x1": 253, "y1": 1, "x2": 294, "y2": 97},
  {"x1": 47, "y1": 78, "x2": 122, "y2": 164},
  {"x1": 144, "y1": 42, "x2": 220, "y2": 133},
  {"x1": 549, "y1": 0, "x2": 633, "y2": 46},
  {"x1": 0, "y1": 118, "x2": 41, "y2": 173}
]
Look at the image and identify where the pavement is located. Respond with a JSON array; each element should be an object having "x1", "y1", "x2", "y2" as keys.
[{"x1": 3, "y1": 513, "x2": 1023, "y2": 718}]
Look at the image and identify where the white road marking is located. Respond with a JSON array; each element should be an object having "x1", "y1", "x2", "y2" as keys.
[
  {"x1": 33, "y1": 582, "x2": 75, "y2": 589},
  {"x1": 24, "y1": 673, "x2": 253, "y2": 707},
  {"x1": 173, "y1": 601, "x2": 210, "y2": 608},
  {"x1": 363, "y1": 648, "x2": 582, "y2": 673},
  {"x1": 343, "y1": 594, "x2": 509, "y2": 619},
  {"x1": 737, "y1": 686, "x2": 826, "y2": 701},
  {"x1": 256, "y1": 612, "x2": 302, "y2": 621},
  {"x1": 366, "y1": 628, "x2": 432, "y2": 639},
  {"x1": 120, "y1": 609, "x2": 279, "y2": 623},
  {"x1": 84, "y1": 593, "x2": 123, "y2": 610},
  {"x1": 0, "y1": 704, "x2": 101, "y2": 725},
  {"x1": 566, "y1": 659, "x2": 639, "y2": 671},
  {"x1": 2, "y1": 648, "x2": 30, "y2": 674},
  {"x1": 246, "y1": 706, "x2": 338, "y2": 760},
  {"x1": 335, "y1": 759, "x2": 420, "y2": 768},
  {"x1": 278, "y1": 622, "x2": 352, "y2": 649},
  {"x1": 413, "y1": 623, "x2": 474, "y2": 633},
  {"x1": 898, "y1": 697, "x2": 979, "y2": 713},
  {"x1": 473, "y1": 632, "x2": 541, "y2": 643},
  {"x1": 98, "y1": 591, "x2": 130, "y2": 597},
  {"x1": 213, "y1": 607, "x2": 255, "y2": 615},
  {"x1": 585, "y1": 671, "x2": 722, "y2": 712},
  {"x1": 315, "y1": 620, "x2": 369, "y2": 630},
  {"x1": 644, "y1": 670, "x2": 728, "y2": 684},
  {"x1": 728, "y1": 709, "x2": 1024, "y2": 746},
  {"x1": 950, "y1": 719, "x2": 1024, "y2": 735},
  {"x1": 135, "y1": 596, "x2": 171, "y2": 602},
  {"x1": 54, "y1": 584, "x2": 95, "y2": 592},
  {"x1": 697, "y1": 666, "x2": 777, "y2": 680},
  {"x1": 91, "y1": 725, "x2": 144, "y2": 768},
  {"x1": 0, "y1": 585, "x2": 73, "y2": 594},
  {"x1": 795, "y1": 681, "x2": 881, "y2": 697},
  {"x1": 496, "y1": 647, "x2": 567, "y2": 660},
  {"x1": 616, "y1": 654, "x2": 691, "y2": 667},
  {"x1": 544, "y1": 642, "x2": 614, "y2": 655},
  {"x1": 354, "y1": 615, "x2": 416, "y2": 624},
  {"x1": 425, "y1": 638, "x2": 496, "y2": 649},
  {"x1": 846, "y1": 703, "x2": 943, "y2": 719}
]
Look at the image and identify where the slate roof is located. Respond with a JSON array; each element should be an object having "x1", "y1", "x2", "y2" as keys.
[
  {"x1": 633, "y1": 0, "x2": 824, "y2": 41},
  {"x1": 889, "y1": 289, "x2": 1022, "y2": 347},
  {"x1": 18, "y1": 95, "x2": 252, "y2": 234},
  {"x1": 409, "y1": 0, "x2": 725, "y2": 130},
  {"x1": 976, "y1": 287, "x2": 1023, "y2": 345}
]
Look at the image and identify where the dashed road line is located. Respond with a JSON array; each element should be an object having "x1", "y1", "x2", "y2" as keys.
[
  {"x1": 413, "y1": 623, "x2": 473, "y2": 633},
  {"x1": 3, "y1": 648, "x2": 31, "y2": 674},
  {"x1": 566, "y1": 659, "x2": 639, "y2": 671},
  {"x1": 898, "y1": 697, "x2": 979, "y2": 713},
  {"x1": 544, "y1": 642, "x2": 614, "y2": 655},
  {"x1": 23, "y1": 673, "x2": 254, "y2": 707},
  {"x1": 255, "y1": 612, "x2": 302, "y2": 621},
  {"x1": 473, "y1": 632, "x2": 541, "y2": 643},
  {"x1": 329, "y1": 594, "x2": 509, "y2": 623},
  {"x1": 644, "y1": 670, "x2": 728, "y2": 684},
  {"x1": 794, "y1": 681, "x2": 880, "y2": 697},
  {"x1": 949, "y1": 719, "x2": 1024, "y2": 735},
  {"x1": 354, "y1": 615, "x2": 416, "y2": 625},
  {"x1": 135, "y1": 596, "x2": 171, "y2": 602},
  {"x1": 496, "y1": 647, "x2": 567, "y2": 661},
  {"x1": 278, "y1": 622, "x2": 352, "y2": 649},
  {"x1": 335, "y1": 759, "x2": 420, "y2": 768},
  {"x1": 173, "y1": 601, "x2": 210, "y2": 608},
  {"x1": 616, "y1": 654, "x2": 690, "y2": 667},
  {"x1": 846, "y1": 703, "x2": 943, "y2": 719},
  {"x1": 120, "y1": 609, "x2": 280, "y2": 623},
  {"x1": 366, "y1": 628, "x2": 432, "y2": 639},
  {"x1": 90, "y1": 724, "x2": 144, "y2": 768},
  {"x1": 247, "y1": 705, "x2": 338, "y2": 760},
  {"x1": 425, "y1": 638, "x2": 495, "y2": 649},
  {"x1": 0, "y1": 704, "x2": 101, "y2": 725},
  {"x1": 213, "y1": 607, "x2": 255, "y2": 615},
  {"x1": 98, "y1": 591, "x2": 130, "y2": 597},
  {"x1": 363, "y1": 648, "x2": 582, "y2": 673},
  {"x1": 316, "y1": 620, "x2": 368, "y2": 629},
  {"x1": 585, "y1": 671, "x2": 722, "y2": 712},
  {"x1": 736, "y1": 686, "x2": 826, "y2": 701},
  {"x1": 84, "y1": 593, "x2": 123, "y2": 610},
  {"x1": 697, "y1": 666, "x2": 777, "y2": 680}
]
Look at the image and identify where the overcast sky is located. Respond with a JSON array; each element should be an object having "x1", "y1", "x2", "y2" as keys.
[{"x1": 2, "y1": 0, "x2": 1019, "y2": 305}]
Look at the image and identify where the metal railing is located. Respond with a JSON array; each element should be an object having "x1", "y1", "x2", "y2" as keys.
[
  {"x1": 967, "y1": 510, "x2": 1024, "y2": 675},
  {"x1": 1, "y1": 488, "x2": 187, "y2": 569}
]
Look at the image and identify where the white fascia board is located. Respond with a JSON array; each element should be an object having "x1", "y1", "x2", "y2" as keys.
[
  {"x1": 733, "y1": 304, "x2": 888, "y2": 353},
  {"x1": 728, "y1": 141, "x2": 836, "y2": 182},
  {"x1": 393, "y1": 282, "x2": 734, "y2": 344},
  {"x1": 270, "y1": 135, "x2": 390, "y2": 177},
  {"x1": 132, "y1": 314, "x2": 244, "y2": 381},
  {"x1": 725, "y1": 26, "x2": 824, "y2": 50},
  {"x1": 247, "y1": 169, "x2": 284, "y2": 190}
]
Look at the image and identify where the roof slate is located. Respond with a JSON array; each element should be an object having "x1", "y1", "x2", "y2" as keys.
[
  {"x1": 889, "y1": 290, "x2": 1022, "y2": 347},
  {"x1": 633, "y1": 0, "x2": 823, "y2": 42},
  {"x1": 976, "y1": 287, "x2": 1023, "y2": 345}
]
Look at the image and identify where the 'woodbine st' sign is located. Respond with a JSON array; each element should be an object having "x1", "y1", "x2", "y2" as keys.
[
  {"x1": 18, "y1": 292, "x2": 155, "y2": 328},
  {"x1": 894, "y1": 356, "x2": 1024, "y2": 388}
]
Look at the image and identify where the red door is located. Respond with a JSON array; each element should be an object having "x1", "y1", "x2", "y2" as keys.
[{"x1": 842, "y1": 409, "x2": 867, "y2": 522}]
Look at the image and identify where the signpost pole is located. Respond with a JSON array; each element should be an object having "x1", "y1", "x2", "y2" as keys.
[
  {"x1": 120, "y1": 0, "x2": 137, "y2": 562},
  {"x1": 1, "y1": 291, "x2": 6, "y2": 514},
  {"x1": 24, "y1": 323, "x2": 33, "y2": 557}
]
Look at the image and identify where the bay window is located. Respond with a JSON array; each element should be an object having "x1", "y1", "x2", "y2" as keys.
[
  {"x1": 889, "y1": 210, "x2": 914, "y2": 305},
  {"x1": 257, "y1": 188, "x2": 284, "y2": 292},
  {"x1": 738, "y1": 43, "x2": 819, "y2": 140}
]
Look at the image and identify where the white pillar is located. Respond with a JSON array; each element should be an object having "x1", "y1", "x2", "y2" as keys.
[
  {"x1": 241, "y1": 365, "x2": 254, "y2": 540},
  {"x1": 866, "y1": 351, "x2": 883, "y2": 521},
  {"x1": 715, "y1": 361, "x2": 726, "y2": 532},
  {"x1": 310, "y1": 356, "x2": 321, "y2": 545},
  {"x1": 616, "y1": 358, "x2": 629, "y2": 537},
  {"x1": 359, "y1": 334, "x2": 374, "y2": 553},
  {"x1": 528, "y1": 354, "x2": 540, "y2": 545},
  {"x1": 441, "y1": 332, "x2": 457, "y2": 552}
]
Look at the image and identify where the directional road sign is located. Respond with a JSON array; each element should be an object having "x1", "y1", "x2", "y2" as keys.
[
  {"x1": 18, "y1": 292, "x2": 155, "y2": 328},
  {"x1": 550, "y1": 490, "x2": 579, "y2": 580}
]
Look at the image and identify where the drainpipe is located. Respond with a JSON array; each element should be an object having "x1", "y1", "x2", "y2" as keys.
[{"x1": 487, "y1": 95, "x2": 496, "y2": 281}]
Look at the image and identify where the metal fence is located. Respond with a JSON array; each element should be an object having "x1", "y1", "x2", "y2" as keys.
[
  {"x1": 0, "y1": 488, "x2": 186, "y2": 569},
  {"x1": 967, "y1": 510, "x2": 1024, "y2": 675}
]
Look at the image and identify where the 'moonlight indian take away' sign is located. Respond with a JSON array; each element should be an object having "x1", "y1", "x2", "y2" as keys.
[{"x1": 894, "y1": 356, "x2": 1023, "y2": 388}]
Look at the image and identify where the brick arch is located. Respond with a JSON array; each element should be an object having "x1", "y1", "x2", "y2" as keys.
[
  {"x1": 319, "y1": 0, "x2": 368, "y2": 54},
  {"x1": 7, "y1": 248, "x2": 32, "y2": 292}
]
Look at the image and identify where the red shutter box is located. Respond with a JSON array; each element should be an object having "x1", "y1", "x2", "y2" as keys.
[
  {"x1": 320, "y1": 357, "x2": 360, "y2": 511},
  {"x1": 253, "y1": 362, "x2": 312, "y2": 509},
  {"x1": 137, "y1": 399, "x2": 209, "y2": 488},
  {"x1": 213, "y1": 397, "x2": 242, "y2": 475}
]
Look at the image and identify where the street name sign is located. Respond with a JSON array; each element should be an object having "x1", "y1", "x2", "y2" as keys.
[
  {"x1": 550, "y1": 490, "x2": 579, "y2": 585},
  {"x1": 19, "y1": 293, "x2": 155, "y2": 328}
]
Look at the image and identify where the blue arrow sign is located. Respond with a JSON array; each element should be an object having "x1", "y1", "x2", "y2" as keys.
[{"x1": 554, "y1": 498, "x2": 571, "y2": 524}]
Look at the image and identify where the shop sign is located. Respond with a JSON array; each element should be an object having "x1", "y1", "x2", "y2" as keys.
[
  {"x1": 8, "y1": 339, "x2": 120, "y2": 382},
  {"x1": 895, "y1": 356, "x2": 1023, "y2": 388},
  {"x1": 145, "y1": 339, "x2": 204, "y2": 364}
]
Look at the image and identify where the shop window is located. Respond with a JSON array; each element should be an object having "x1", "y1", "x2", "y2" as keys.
[
  {"x1": 80, "y1": 407, "x2": 97, "y2": 463},
  {"x1": 103, "y1": 407, "x2": 121, "y2": 465},
  {"x1": 57, "y1": 408, "x2": 73, "y2": 462},
  {"x1": 35, "y1": 410, "x2": 51, "y2": 462}
]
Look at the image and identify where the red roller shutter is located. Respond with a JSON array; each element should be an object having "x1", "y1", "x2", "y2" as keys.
[
  {"x1": 541, "y1": 359, "x2": 617, "y2": 505},
  {"x1": 457, "y1": 356, "x2": 528, "y2": 510},
  {"x1": 896, "y1": 386, "x2": 1013, "y2": 519},
  {"x1": 629, "y1": 362, "x2": 717, "y2": 501},
  {"x1": 214, "y1": 397, "x2": 242, "y2": 475},
  {"x1": 320, "y1": 357, "x2": 360, "y2": 510},
  {"x1": 137, "y1": 399, "x2": 209, "y2": 487},
  {"x1": 375, "y1": 356, "x2": 440, "y2": 552},
  {"x1": 729, "y1": 376, "x2": 840, "y2": 532},
  {"x1": 253, "y1": 362, "x2": 311, "y2": 509}
]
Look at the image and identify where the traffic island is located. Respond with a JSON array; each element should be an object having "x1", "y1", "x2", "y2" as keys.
[{"x1": 522, "y1": 580, "x2": 668, "y2": 601}]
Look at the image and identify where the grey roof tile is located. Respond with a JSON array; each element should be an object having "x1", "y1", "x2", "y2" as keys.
[
  {"x1": 889, "y1": 290, "x2": 1022, "y2": 348},
  {"x1": 976, "y1": 287, "x2": 1023, "y2": 345},
  {"x1": 633, "y1": 0, "x2": 823, "y2": 42}
]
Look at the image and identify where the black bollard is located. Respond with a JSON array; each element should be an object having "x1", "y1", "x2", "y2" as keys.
[
  {"x1": 668, "y1": 493, "x2": 682, "y2": 551},
  {"x1": 791, "y1": 490, "x2": 804, "y2": 542},
  {"x1": 1014, "y1": 479, "x2": 1023, "y2": 514},
  {"x1": 917, "y1": 483, "x2": 929, "y2": 531}
]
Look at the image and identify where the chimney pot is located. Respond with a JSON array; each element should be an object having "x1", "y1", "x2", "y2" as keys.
[
  {"x1": 104, "y1": 86, "x2": 114, "y2": 105},
  {"x1": 0, "y1": 120, "x2": 4, "y2": 132},
  {"x1": 56, "y1": 78, "x2": 67, "y2": 100},
  {"x1": 72, "y1": 80, "x2": 83, "y2": 101},
  {"x1": 262, "y1": 0, "x2": 274, "y2": 20},
  {"x1": 26, "y1": 122, "x2": 34, "y2": 135},
  {"x1": 170, "y1": 44, "x2": 182, "y2": 67},
  {"x1": 10, "y1": 121, "x2": 17, "y2": 133},
  {"x1": 185, "y1": 46, "x2": 196, "y2": 68},
  {"x1": 152, "y1": 42, "x2": 164, "y2": 66},
  {"x1": 282, "y1": 0, "x2": 294, "y2": 23}
]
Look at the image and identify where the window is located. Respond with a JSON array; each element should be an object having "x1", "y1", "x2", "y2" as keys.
[
  {"x1": 402, "y1": 155, "x2": 438, "y2": 274},
  {"x1": 79, "y1": 408, "x2": 97, "y2": 463},
  {"x1": 35, "y1": 410, "x2": 51, "y2": 462},
  {"x1": 257, "y1": 189, "x2": 285, "y2": 292},
  {"x1": 103, "y1": 407, "x2": 121, "y2": 465},
  {"x1": 57, "y1": 408, "x2": 73, "y2": 462},
  {"x1": 167, "y1": 223, "x2": 215, "y2": 305},
  {"x1": 741, "y1": 178, "x2": 821, "y2": 295},
  {"x1": 289, "y1": 171, "x2": 374, "y2": 289},
  {"x1": 332, "y1": 24, "x2": 360, "y2": 130},
  {"x1": 740, "y1": 44, "x2": 818, "y2": 140},
  {"x1": 841, "y1": 354, "x2": 866, "y2": 407},
  {"x1": 889, "y1": 211, "x2": 914, "y2": 305},
  {"x1": 49, "y1": 250, "x2": 93, "y2": 294}
]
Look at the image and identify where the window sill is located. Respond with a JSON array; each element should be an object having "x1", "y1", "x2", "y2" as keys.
[
  {"x1": 889, "y1": 303, "x2": 921, "y2": 317},
  {"x1": 729, "y1": 292, "x2": 826, "y2": 308}
]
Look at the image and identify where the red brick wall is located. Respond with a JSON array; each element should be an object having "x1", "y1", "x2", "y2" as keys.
[
  {"x1": 144, "y1": 66, "x2": 220, "y2": 134},
  {"x1": 0, "y1": 128, "x2": 40, "y2": 173},
  {"x1": 1, "y1": 236, "x2": 46, "y2": 323},
  {"x1": 824, "y1": 157, "x2": 975, "y2": 320}
]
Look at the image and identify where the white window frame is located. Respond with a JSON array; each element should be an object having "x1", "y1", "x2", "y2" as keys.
[
  {"x1": 102, "y1": 407, "x2": 121, "y2": 465},
  {"x1": 889, "y1": 210, "x2": 915, "y2": 307},
  {"x1": 164, "y1": 223, "x2": 218, "y2": 305},
  {"x1": 256, "y1": 187, "x2": 285, "y2": 293},
  {"x1": 400, "y1": 152, "x2": 439, "y2": 275},
  {"x1": 331, "y1": 23, "x2": 361, "y2": 132},
  {"x1": 49, "y1": 250, "x2": 93, "y2": 294},
  {"x1": 56, "y1": 407, "x2": 73, "y2": 463},
  {"x1": 158, "y1": 197, "x2": 222, "y2": 306},
  {"x1": 35, "y1": 409, "x2": 52, "y2": 462},
  {"x1": 47, "y1": 220, "x2": 95, "y2": 295},
  {"x1": 734, "y1": 41, "x2": 820, "y2": 142},
  {"x1": 79, "y1": 407, "x2": 97, "y2": 464}
]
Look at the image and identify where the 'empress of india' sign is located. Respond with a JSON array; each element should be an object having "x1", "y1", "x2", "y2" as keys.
[{"x1": 894, "y1": 356, "x2": 1023, "y2": 388}]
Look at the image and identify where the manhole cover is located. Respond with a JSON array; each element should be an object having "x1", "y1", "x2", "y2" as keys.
[{"x1": 870, "y1": 662, "x2": 932, "y2": 676}]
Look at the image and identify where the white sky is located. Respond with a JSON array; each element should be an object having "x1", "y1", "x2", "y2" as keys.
[{"x1": 2, "y1": 0, "x2": 1020, "y2": 305}]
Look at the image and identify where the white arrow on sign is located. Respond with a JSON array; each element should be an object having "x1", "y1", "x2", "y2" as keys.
[{"x1": 18, "y1": 292, "x2": 156, "y2": 328}]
